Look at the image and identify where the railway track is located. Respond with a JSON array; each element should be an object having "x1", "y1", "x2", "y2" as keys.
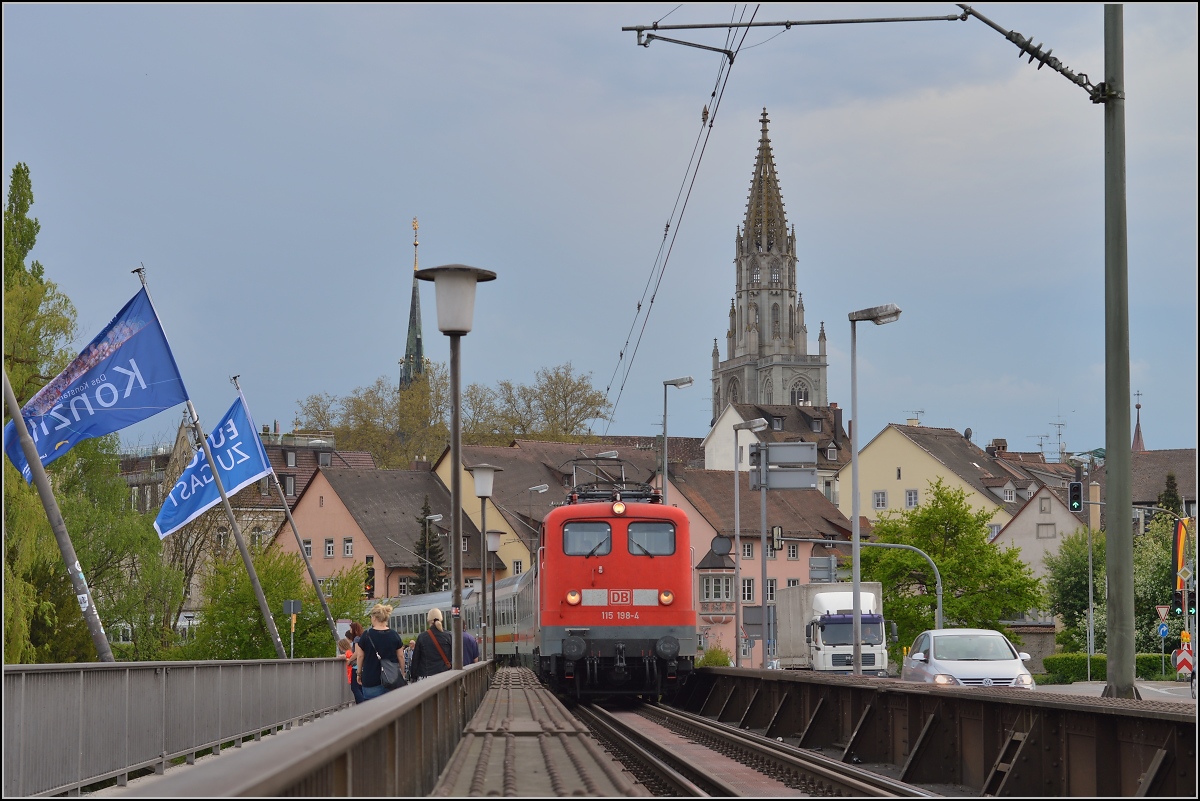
[{"x1": 579, "y1": 699, "x2": 936, "y2": 797}]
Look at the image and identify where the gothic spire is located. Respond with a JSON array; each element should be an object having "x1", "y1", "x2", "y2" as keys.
[
  {"x1": 741, "y1": 108, "x2": 790, "y2": 255},
  {"x1": 400, "y1": 217, "x2": 425, "y2": 389},
  {"x1": 1131, "y1": 393, "x2": 1146, "y2": 452}
]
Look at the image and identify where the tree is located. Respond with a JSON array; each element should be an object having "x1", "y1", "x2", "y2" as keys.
[
  {"x1": 187, "y1": 548, "x2": 366, "y2": 660},
  {"x1": 1043, "y1": 527, "x2": 1106, "y2": 652},
  {"x1": 532, "y1": 362, "x2": 612, "y2": 437},
  {"x1": 860, "y1": 478, "x2": 1044, "y2": 664},
  {"x1": 1158, "y1": 472, "x2": 1183, "y2": 518},
  {"x1": 408, "y1": 495, "x2": 447, "y2": 595}
]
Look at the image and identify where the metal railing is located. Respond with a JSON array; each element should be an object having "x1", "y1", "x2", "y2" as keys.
[{"x1": 2, "y1": 658, "x2": 352, "y2": 797}]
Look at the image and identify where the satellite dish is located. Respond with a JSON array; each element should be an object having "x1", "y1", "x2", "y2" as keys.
[
  {"x1": 710, "y1": 535, "x2": 732, "y2": 555},
  {"x1": 964, "y1": 428, "x2": 973, "y2": 442}
]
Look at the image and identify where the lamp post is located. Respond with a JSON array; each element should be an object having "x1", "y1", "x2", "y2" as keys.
[
  {"x1": 487, "y1": 529, "x2": 502, "y2": 662},
  {"x1": 662, "y1": 376, "x2": 693, "y2": 506},
  {"x1": 733, "y1": 417, "x2": 768, "y2": 667},
  {"x1": 467, "y1": 464, "x2": 502, "y2": 660},
  {"x1": 849, "y1": 303, "x2": 901, "y2": 676},
  {"x1": 527, "y1": 484, "x2": 549, "y2": 549},
  {"x1": 417, "y1": 264, "x2": 496, "y2": 670}
]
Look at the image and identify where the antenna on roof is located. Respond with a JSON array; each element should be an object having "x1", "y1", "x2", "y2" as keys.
[
  {"x1": 905, "y1": 409, "x2": 924, "y2": 421},
  {"x1": 1050, "y1": 417, "x2": 1067, "y2": 463},
  {"x1": 1028, "y1": 433, "x2": 1050, "y2": 455}
]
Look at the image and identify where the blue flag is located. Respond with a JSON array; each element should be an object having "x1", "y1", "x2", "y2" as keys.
[
  {"x1": 4, "y1": 288, "x2": 189, "y2": 482},
  {"x1": 154, "y1": 394, "x2": 272, "y2": 539}
]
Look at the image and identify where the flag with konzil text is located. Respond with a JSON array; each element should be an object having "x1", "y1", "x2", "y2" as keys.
[
  {"x1": 3, "y1": 288, "x2": 188, "y2": 482},
  {"x1": 154, "y1": 394, "x2": 272, "y2": 539}
]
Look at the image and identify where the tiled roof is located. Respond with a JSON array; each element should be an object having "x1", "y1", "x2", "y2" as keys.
[
  {"x1": 318, "y1": 468, "x2": 487, "y2": 571},
  {"x1": 598, "y1": 435, "x2": 706, "y2": 468},
  {"x1": 670, "y1": 467, "x2": 851, "y2": 541},
  {"x1": 730, "y1": 403, "x2": 851, "y2": 470},
  {"x1": 1092, "y1": 448, "x2": 1197, "y2": 527},
  {"x1": 887, "y1": 425, "x2": 1025, "y2": 516}
]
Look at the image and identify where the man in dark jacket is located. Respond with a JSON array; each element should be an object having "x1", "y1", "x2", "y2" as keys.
[{"x1": 410, "y1": 607, "x2": 454, "y2": 680}]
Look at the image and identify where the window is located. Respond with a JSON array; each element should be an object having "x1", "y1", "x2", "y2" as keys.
[
  {"x1": 259, "y1": 477, "x2": 270, "y2": 495},
  {"x1": 751, "y1": 265, "x2": 760, "y2": 283},
  {"x1": 988, "y1": 524, "x2": 1002, "y2": 539},
  {"x1": 628, "y1": 522, "x2": 675, "y2": 555},
  {"x1": 770, "y1": 262, "x2": 781, "y2": 284},
  {"x1": 1036, "y1": 523, "x2": 1057, "y2": 539},
  {"x1": 324, "y1": 538, "x2": 334, "y2": 558},
  {"x1": 787, "y1": 543, "x2": 799, "y2": 560},
  {"x1": 906, "y1": 489, "x2": 919, "y2": 509},
  {"x1": 318, "y1": 452, "x2": 332, "y2": 467},
  {"x1": 873, "y1": 491, "x2": 888, "y2": 510},
  {"x1": 285, "y1": 451, "x2": 296, "y2": 468},
  {"x1": 131, "y1": 487, "x2": 139, "y2": 510},
  {"x1": 786, "y1": 578, "x2": 800, "y2": 587},
  {"x1": 701, "y1": 575, "x2": 733, "y2": 601},
  {"x1": 827, "y1": 446, "x2": 836, "y2": 461},
  {"x1": 250, "y1": 527, "x2": 264, "y2": 549},
  {"x1": 283, "y1": 475, "x2": 295, "y2": 496},
  {"x1": 791, "y1": 381, "x2": 809, "y2": 406},
  {"x1": 742, "y1": 578, "x2": 754, "y2": 603},
  {"x1": 896, "y1": 467, "x2": 902, "y2": 480},
  {"x1": 766, "y1": 542, "x2": 777, "y2": 559},
  {"x1": 1003, "y1": 488, "x2": 1015, "y2": 502},
  {"x1": 216, "y1": 528, "x2": 228, "y2": 549},
  {"x1": 513, "y1": 560, "x2": 524, "y2": 576},
  {"x1": 742, "y1": 541, "x2": 753, "y2": 559},
  {"x1": 564, "y1": 522, "x2": 611, "y2": 556},
  {"x1": 772, "y1": 417, "x2": 783, "y2": 431},
  {"x1": 766, "y1": 578, "x2": 777, "y2": 602},
  {"x1": 811, "y1": 419, "x2": 822, "y2": 433},
  {"x1": 1039, "y1": 497, "x2": 1052, "y2": 513},
  {"x1": 343, "y1": 537, "x2": 353, "y2": 557},
  {"x1": 462, "y1": 536, "x2": 468, "y2": 552},
  {"x1": 319, "y1": 495, "x2": 324, "y2": 507},
  {"x1": 303, "y1": 539, "x2": 312, "y2": 558}
]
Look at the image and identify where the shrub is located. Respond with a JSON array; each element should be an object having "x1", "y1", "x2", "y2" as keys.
[
  {"x1": 1041, "y1": 653, "x2": 1175, "y2": 682},
  {"x1": 696, "y1": 644, "x2": 733, "y2": 668}
]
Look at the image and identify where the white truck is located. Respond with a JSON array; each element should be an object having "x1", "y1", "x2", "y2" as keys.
[{"x1": 775, "y1": 582, "x2": 895, "y2": 677}]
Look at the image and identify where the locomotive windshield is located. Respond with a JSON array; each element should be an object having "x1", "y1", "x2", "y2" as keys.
[
  {"x1": 563, "y1": 521, "x2": 611, "y2": 556},
  {"x1": 628, "y1": 522, "x2": 675, "y2": 556}
]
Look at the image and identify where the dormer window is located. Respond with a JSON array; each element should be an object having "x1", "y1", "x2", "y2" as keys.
[
  {"x1": 284, "y1": 450, "x2": 296, "y2": 468},
  {"x1": 811, "y1": 419, "x2": 822, "y2": 433},
  {"x1": 1003, "y1": 488, "x2": 1015, "y2": 502},
  {"x1": 827, "y1": 445, "x2": 837, "y2": 461},
  {"x1": 318, "y1": 452, "x2": 332, "y2": 467},
  {"x1": 772, "y1": 418, "x2": 783, "y2": 431}
]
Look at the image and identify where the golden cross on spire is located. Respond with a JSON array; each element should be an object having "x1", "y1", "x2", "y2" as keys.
[{"x1": 412, "y1": 217, "x2": 419, "y2": 272}]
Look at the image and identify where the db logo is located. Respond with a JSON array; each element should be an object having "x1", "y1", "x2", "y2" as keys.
[{"x1": 609, "y1": 590, "x2": 631, "y2": 605}]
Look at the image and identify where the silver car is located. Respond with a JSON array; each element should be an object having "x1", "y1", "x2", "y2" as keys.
[{"x1": 901, "y1": 628, "x2": 1035, "y2": 689}]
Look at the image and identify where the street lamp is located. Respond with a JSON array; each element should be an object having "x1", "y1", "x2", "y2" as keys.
[
  {"x1": 527, "y1": 484, "x2": 549, "y2": 550},
  {"x1": 487, "y1": 529, "x2": 502, "y2": 663},
  {"x1": 732, "y1": 417, "x2": 768, "y2": 668},
  {"x1": 849, "y1": 303, "x2": 901, "y2": 676},
  {"x1": 467, "y1": 463, "x2": 502, "y2": 660},
  {"x1": 417, "y1": 263, "x2": 496, "y2": 669},
  {"x1": 662, "y1": 376, "x2": 694, "y2": 506}
]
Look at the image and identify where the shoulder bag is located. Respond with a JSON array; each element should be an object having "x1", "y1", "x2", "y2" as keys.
[{"x1": 368, "y1": 629, "x2": 407, "y2": 690}]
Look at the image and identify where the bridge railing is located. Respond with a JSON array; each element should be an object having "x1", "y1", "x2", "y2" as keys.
[{"x1": 2, "y1": 658, "x2": 352, "y2": 797}]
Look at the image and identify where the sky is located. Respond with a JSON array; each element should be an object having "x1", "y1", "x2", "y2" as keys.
[{"x1": 4, "y1": 3, "x2": 1196, "y2": 462}]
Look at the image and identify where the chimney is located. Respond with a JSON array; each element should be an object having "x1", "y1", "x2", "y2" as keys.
[
  {"x1": 906, "y1": 418, "x2": 920, "y2": 427},
  {"x1": 833, "y1": 405, "x2": 843, "y2": 446},
  {"x1": 274, "y1": 420, "x2": 279, "y2": 434},
  {"x1": 411, "y1": 458, "x2": 431, "y2": 472},
  {"x1": 262, "y1": 424, "x2": 269, "y2": 435}
]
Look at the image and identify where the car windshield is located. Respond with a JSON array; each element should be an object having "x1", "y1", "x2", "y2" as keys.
[
  {"x1": 931, "y1": 634, "x2": 1016, "y2": 661},
  {"x1": 820, "y1": 621, "x2": 884, "y2": 646}
]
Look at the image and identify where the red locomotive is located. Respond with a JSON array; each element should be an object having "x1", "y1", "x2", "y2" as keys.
[{"x1": 535, "y1": 463, "x2": 697, "y2": 700}]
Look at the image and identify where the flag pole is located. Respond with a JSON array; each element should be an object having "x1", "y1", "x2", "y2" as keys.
[
  {"x1": 135, "y1": 270, "x2": 287, "y2": 660},
  {"x1": 4, "y1": 368, "x2": 115, "y2": 662},
  {"x1": 232, "y1": 377, "x2": 340, "y2": 645}
]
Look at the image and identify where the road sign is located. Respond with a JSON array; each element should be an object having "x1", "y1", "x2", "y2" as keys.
[
  {"x1": 1157, "y1": 604, "x2": 1171, "y2": 622},
  {"x1": 1158, "y1": 622, "x2": 1169, "y2": 638},
  {"x1": 1179, "y1": 566, "x2": 1194, "y2": 582},
  {"x1": 1175, "y1": 644, "x2": 1193, "y2": 674}
]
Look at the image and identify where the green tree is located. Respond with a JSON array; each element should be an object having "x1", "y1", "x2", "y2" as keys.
[
  {"x1": 532, "y1": 362, "x2": 612, "y2": 437},
  {"x1": 860, "y1": 478, "x2": 1044, "y2": 665},
  {"x1": 1043, "y1": 527, "x2": 1106, "y2": 652},
  {"x1": 409, "y1": 495, "x2": 448, "y2": 595},
  {"x1": 187, "y1": 548, "x2": 366, "y2": 660},
  {"x1": 1158, "y1": 472, "x2": 1183, "y2": 518}
]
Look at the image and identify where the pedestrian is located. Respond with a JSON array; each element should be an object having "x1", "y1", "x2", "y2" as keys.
[
  {"x1": 347, "y1": 622, "x2": 366, "y2": 704},
  {"x1": 410, "y1": 607, "x2": 453, "y2": 681},
  {"x1": 403, "y1": 639, "x2": 416, "y2": 680},
  {"x1": 354, "y1": 604, "x2": 403, "y2": 701},
  {"x1": 463, "y1": 630, "x2": 480, "y2": 665}
]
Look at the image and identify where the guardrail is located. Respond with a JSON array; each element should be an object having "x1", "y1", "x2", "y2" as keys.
[
  {"x1": 2, "y1": 658, "x2": 351, "y2": 796},
  {"x1": 678, "y1": 667, "x2": 1196, "y2": 797}
]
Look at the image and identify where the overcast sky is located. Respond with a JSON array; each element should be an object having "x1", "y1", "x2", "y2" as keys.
[{"x1": 4, "y1": 3, "x2": 1196, "y2": 462}]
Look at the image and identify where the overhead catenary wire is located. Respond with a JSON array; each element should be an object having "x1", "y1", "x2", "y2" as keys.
[{"x1": 602, "y1": 4, "x2": 758, "y2": 435}]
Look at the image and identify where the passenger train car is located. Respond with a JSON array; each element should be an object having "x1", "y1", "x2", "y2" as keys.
[{"x1": 389, "y1": 459, "x2": 697, "y2": 700}]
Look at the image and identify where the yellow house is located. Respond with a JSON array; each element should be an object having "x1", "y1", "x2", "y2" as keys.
[{"x1": 837, "y1": 423, "x2": 1033, "y2": 535}]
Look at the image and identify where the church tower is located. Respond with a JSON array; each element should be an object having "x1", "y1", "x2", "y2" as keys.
[
  {"x1": 399, "y1": 217, "x2": 425, "y2": 389},
  {"x1": 711, "y1": 109, "x2": 828, "y2": 423}
]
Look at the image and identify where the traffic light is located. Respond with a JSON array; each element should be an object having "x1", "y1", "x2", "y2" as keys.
[
  {"x1": 1189, "y1": 590, "x2": 1196, "y2": 617},
  {"x1": 1172, "y1": 589, "x2": 1184, "y2": 616},
  {"x1": 365, "y1": 564, "x2": 376, "y2": 599},
  {"x1": 1068, "y1": 482, "x2": 1083, "y2": 512},
  {"x1": 771, "y1": 525, "x2": 783, "y2": 552}
]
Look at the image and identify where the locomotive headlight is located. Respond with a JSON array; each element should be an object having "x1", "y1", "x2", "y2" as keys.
[
  {"x1": 566, "y1": 590, "x2": 581, "y2": 605},
  {"x1": 612, "y1": 501, "x2": 626, "y2": 515},
  {"x1": 659, "y1": 590, "x2": 675, "y2": 605}
]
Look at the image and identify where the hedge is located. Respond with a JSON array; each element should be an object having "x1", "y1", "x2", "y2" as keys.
[{"x1": 1041, "y1": 652, "x2": 1180, "y2": 682}]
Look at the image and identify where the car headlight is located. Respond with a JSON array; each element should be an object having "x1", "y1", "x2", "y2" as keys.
[
  {"x1": 932, "y1": 674, "x2": 960, "y2": 686},
  {"x1": 1013, "y1": 673, "x2": 1035, "y2": 688}
]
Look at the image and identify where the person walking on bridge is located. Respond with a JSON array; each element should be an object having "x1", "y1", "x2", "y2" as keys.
[
  {"x1": 410, "y1": 607, "x2": 453, "y2": 681},
  {"x1": 355, "y1": 604, "x2": 403, "y2": 701}
]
